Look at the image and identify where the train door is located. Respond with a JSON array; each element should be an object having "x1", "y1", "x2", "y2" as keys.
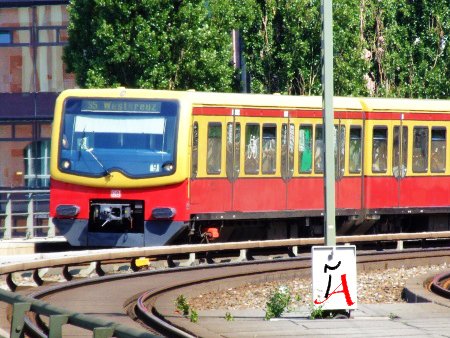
[
  {"x1": 189, "y1": 114, "x2": 233, "y2": 215},
  {"x1": 393, "y1": 124, "x2": 408, "y2": 207}
]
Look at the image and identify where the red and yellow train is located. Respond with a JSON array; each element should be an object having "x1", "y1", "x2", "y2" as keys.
[{"x1": 50, "y1": 88, "x2": 450, "y2": 247}]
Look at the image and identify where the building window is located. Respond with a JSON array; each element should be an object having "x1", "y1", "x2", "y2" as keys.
[
  {"x1": 0, "y1": 30, "x2": 12, "y2": 44},
  {"x1": 24, "y1": 140, "x2": 51, "y2": 188}
]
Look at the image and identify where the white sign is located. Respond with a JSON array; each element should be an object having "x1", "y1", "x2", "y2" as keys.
[{"x1": 312, "y1": 245, "x2": 357, "y2": 310}]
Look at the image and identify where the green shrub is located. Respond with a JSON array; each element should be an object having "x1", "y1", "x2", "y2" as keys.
[{"x1": 264, "y1": 286, "x2": 291, "y2": 320}]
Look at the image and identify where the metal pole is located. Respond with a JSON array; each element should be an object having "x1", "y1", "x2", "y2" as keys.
[{"x1": 321, "y1": 0, "x2": 336, "y2": 246}]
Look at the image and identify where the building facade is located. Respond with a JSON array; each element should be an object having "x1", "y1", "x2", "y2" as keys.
[{"x1": 0, "y1": 0, "x2": 74, "y2": 190}]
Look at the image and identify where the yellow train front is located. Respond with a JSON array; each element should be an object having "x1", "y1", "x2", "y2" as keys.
[{"x1": 50, "y1": 88, "x2": 192, "y2": 247}]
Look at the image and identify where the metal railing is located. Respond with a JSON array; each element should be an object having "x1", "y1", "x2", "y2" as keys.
[
  {"x1": 0, "y1": 289, "x2": 159, "y2": 338},
  {"x1": 0, "y1": 189, "x2": 54, "y2": 240}
]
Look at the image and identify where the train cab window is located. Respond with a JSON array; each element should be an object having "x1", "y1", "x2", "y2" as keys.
[
  {"x1": 314, "y1": 125, "x2": 324, "y2": 173},
  {"x1": 299, "y1": 125, "x2": 312, "y2": 173},
  {"x1": 431, "y1": 127, "x2": 446, "y2": 173},
  {"x1": 226, "y1": 122, "x2": 241, "y2": 179},
  {"x1": 412, "y1": 127, "x2": 429, "y2": 173},
  {"x1": 281, "y1": 123, "x2": 294, "y2": 177},
  {"x1": 262, "y1": 124, "x2": 277, "y2": 174},
  {"x1": 335, "y1": 125, "x2": 346, "y2": 178},
  {"x1": 245, "y1": 124, "x2": 260, "y2": 174},
  {"x1": 393, "y1": 126, "x2": 408, "y2": 177},
  {"x1": 191, "y1": 122, "x2": 198, "y2": 178},
  {"x1": 349, "y1": 126, "x2": 362, "y2": 174},
  {"x1": 372, "y1": 126, "x2": 388, "y2": 173},
  {"x1": 207, "y1": 123, "x2": 222, "y2": 174}
]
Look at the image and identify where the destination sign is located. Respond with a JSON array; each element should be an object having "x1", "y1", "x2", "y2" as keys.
[{"x1": 81, "y1": 100, "x2": 161, "y2": 113}]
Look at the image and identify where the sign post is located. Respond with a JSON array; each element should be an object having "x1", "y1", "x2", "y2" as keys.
[
  {"x1": 321, "y1": 0, "x2": 336, "y2": 246},
  {"x1": 313, "y1": 0, "x2": 357, "y2": 315}
]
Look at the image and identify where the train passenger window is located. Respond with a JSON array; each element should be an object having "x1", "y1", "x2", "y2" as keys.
[
  {"x1": 281, "y1": 123, "x2": 294, "y2": 177},
  {"x1": 207, "y1": 123, "x2": 222, "y2": 174},
  {"x1": 191, "y1": 122, "x2": 198, "y2": 178},
  {"x1": 349, "y1": 126, "x2": 362, "y2": 174},
  {"x1": 412, "y1": 127, "x2": 428, "y2": 173},
  {"x1": 314, "y1": 125, "x2": 324, "y2": 173},
  {"x1": 335, "y1": 125, "x2": 346, "y2": 178},
  {"x1": 431, "y1": 127, "x2": 446, "y2": 173},
  {"x1": 299, "y1": 125, "x2": 312, "y2": 173},
  {"x1": 226, "y1": 122, "x2": 240, "y2": 180},
  {"x1": 245, "y1": 124, "x2": 260, "y2": 174},
  {"x1": 372, "y1": 127, "x2": 387, "y2": 173},
  {"x1": 393, "y1": 126, "x2": 408, "y2": 177},
  {"x1": 262, "y1": 124, "x2": 277, "y2": 174}
]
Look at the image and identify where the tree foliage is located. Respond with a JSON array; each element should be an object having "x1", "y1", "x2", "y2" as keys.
[
  {"x1": 64, "y1": 0, "x2": 240, "y2": 91},
  {"x1": 64, "y1": 0, "x2": 449, "y2": 99}
]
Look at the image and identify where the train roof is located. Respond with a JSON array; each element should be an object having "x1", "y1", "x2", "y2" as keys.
[
  {"x1": 57, "y1": 88, "x2": 450, "y2": 113},
  {"x1": 362, "y1": 97, "x2": 450, "y2": 113}
]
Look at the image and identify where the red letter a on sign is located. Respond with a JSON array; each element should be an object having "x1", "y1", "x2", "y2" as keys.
[{"x1": 314, "y1": 273, "x2": 355, "y2": 306}]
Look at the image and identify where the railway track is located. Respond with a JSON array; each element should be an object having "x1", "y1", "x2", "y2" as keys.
[
  {"x1": 429, "y1": 271, "x2": 450, "y2": 300},
  {"x1": 2, "y1": 233, "x2": 450, "y2": 337}
]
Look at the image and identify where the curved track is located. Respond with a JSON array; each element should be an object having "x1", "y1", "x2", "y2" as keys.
[{"x1": 21, "y1": 248, "x2": 450, "y2": 337}]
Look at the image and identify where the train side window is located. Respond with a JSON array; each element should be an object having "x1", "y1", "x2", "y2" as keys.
[
  {"x1": 372, "y1": 126, "x2": 388, "y2": 173},
  {"x1": 393, "y1": 126, "x2": 408, "y2": 177},
  {"x1": 262, "y1": 124, "x2": 277, "y2": 174},
  {"x1": 349, "y1": 126, "x2": 362, "y2": 174},
  {"x1": 335, "y1": 125, "x2": 346, "y2": 178},
  {"x1": 412, "y1": 126, "x2": 429, "y2": 173},
  {"x1": 431, "y1": 127, "x2": 446, "y2": 173},
  {"x1": 191, "y1": 122, "x2": 198, "y2": 178},
  {"x1": 299, "y1": 125, "x2": 313, "y2": 173},
  {"x1": 281, "y1": 123, "x2": 294, "y2": 178},
  {"x1": 207, "y1": 123, "x2": 222, "y2": 174},
  {"x1": 245, "y1": 123, "x2": 260, "y2": 174},
  {"x1": 226, "y1": 122, "x2": 240, "y2": 179},
  {"x1": 314, "y1": 125, "x2": 324, "y2": 173}
]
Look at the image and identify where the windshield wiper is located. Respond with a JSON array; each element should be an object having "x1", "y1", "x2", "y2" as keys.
[{"x1": 80, "y1": 137, "x2": 111, "y2": 176}]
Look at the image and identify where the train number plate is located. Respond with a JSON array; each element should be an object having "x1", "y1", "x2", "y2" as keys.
[{"x1": 111, "y1": 190, "x2": 122, "y2": 198}]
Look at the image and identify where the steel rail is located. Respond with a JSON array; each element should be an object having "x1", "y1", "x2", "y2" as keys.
[
  {"x1": 2, "y1": 230, "x2": 450, "y2": 277},
  {"x1": 430, "y1": 271, "x2": 450, "y2": 299}
]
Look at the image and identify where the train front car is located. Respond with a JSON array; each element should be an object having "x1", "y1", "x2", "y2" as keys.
[{"x1": 50, "y1": 89, "x2": 190, "y2": 247}]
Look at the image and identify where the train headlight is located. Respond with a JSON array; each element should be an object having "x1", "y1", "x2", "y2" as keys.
[
  {"x1": 162, "y1": 162, "x2": 174, "y2": 172},
  {"x1": 56, "y1": 204, "x2": 80, "y2": 218},
  {"x1": 61, "y1": 160, "x2": 71, "y2": 169},
  {"x1": 152, "y1": 207, "x2": 176, "y2": 220}
]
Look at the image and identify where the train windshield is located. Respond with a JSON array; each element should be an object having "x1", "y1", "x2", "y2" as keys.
[{"x1": 59, "y1": 98, "x2": 178, "y2": 178}]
